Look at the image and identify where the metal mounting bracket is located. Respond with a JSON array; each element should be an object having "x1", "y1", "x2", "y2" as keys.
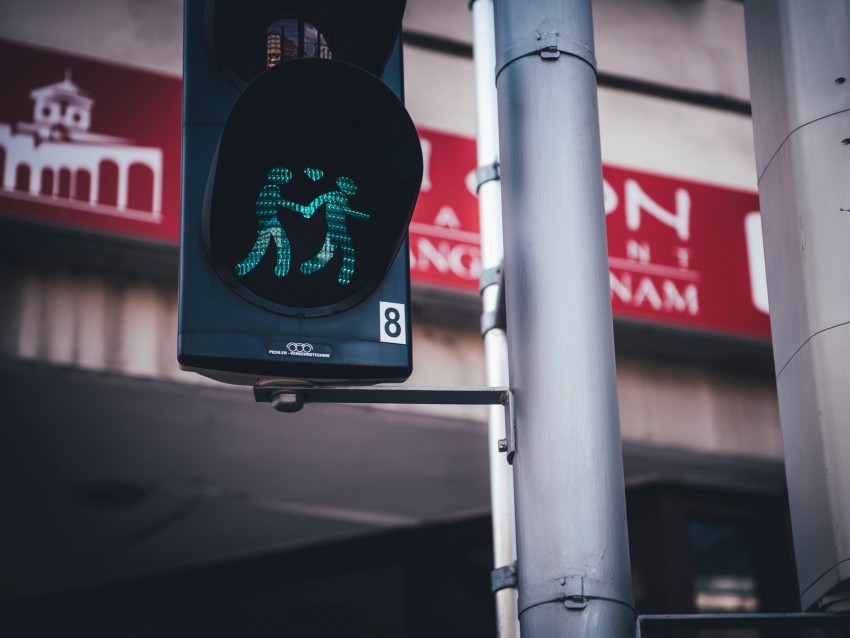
[
  {"x1": 491, "y1": 562, "x2": 518, "y2": 593},
  {"x1": 496, "y1": 24, "x2": 597, "y2": 81},
  {"x1": 475, "y1": 161, "x2": 500, "y2": 192},
  {"x1": 479, "y1": 263, "x2": 502, "y2": 293},
  {"x1": 253, "y1": 383, "x2": 517, "y2": 464},
  {"x1": 480, "y1": 262, "x2": 507, "y2": 337},
  {"x1": 518, "y1": 570, "x2": 634, "y2": 616}
]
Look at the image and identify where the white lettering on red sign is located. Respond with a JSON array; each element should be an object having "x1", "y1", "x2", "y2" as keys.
[
  {"x1": 434, "y1": 206, "x2": 461, "y2": 229},
  {"x1": 409, "y1": 237, "x2": 481, "y2": 282},
  {"x1": 610, "y1": 271, "x2": 700, "y2": 316},
  {"x1": 409, "y1": 126, "x2": 769, "y2": 338},
  {"x1": 420, "y1": 137, "x2": 432, "y2": 193},
  {"x1": 624, "y1": 179, "x2": 691, "y2": 241},
  {"x1": 605, "y1": 174, "x2": 701, "y2": 320},
  {"x1": 409, "y1": 130, "x2": 481, "y2": 292}
]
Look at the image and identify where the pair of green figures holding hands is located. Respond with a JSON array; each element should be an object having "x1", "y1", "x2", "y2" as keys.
[{"x1": 235, "y1": 167, "x2": 370, "y2": 286}]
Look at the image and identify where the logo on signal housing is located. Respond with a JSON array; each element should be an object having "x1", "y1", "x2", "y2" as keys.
[{"x1": 267, "y1": 341, "x2": 332, "y2": 358}]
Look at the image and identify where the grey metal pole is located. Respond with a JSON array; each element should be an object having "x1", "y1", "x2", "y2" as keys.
[
  {"x1": 744, "y1": 0, "x2": 850, "y2": 614},
  {"x1": 492, "y1": 0, "x2": 634, "y2": 636},
  {"x1": 470, "y1": 0, "x2": 520, "y2": 635}
]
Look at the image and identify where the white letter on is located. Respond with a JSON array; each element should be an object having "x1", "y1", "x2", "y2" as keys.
[
  {"x1": 625, "y1": 179, "x2": 691, "y2": 241},
  {"x1": 420, "y1": 138, "x2": 432, "y2": 192},
  {"x1": 662, "y1": 281, "x2": 699, "y2": 316},
  {"x1": 609, "y1": 271, "x2": 633, "y2": 304}
]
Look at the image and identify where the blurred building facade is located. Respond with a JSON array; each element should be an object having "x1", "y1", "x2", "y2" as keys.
[{"x1": 0, "y1": 1, "x2": 799, "y2": 635}]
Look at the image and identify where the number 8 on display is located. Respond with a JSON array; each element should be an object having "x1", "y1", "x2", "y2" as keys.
[{"x1": 379, "y1": 302, "x2": 407, "y2": 345}]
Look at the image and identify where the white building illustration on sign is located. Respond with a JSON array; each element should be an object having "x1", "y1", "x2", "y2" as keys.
[{"x1": 0, "y1": 71, "x2": 163, "y2": 222}]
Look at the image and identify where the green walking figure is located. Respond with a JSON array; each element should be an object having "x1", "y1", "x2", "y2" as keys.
[
  {"x1": 300, "y1": 176, "x2": 371, "y2": 285},
  {"x1": 235, "y1": 167, "x2": 309, "y2": 278}
]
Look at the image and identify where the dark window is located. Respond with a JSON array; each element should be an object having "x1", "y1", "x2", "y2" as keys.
[
  {"x1": 627, "y1": 485, "x2": 798, "y2": 638},
  {"x1": 58, "y1": 168, "x2": 72, "y2": 198},
  {"x1": 97, "y1": 160, "x2": 119, "y2": 207},
  {"x1": 127, "y1": 163, "x2": 154, "y2": 212},
  {"x1": 14, "y1": 164, "x2": 30, "y2": 192},
  {"x1": 74, "y1": 170, "x2": 92, "y2": 203},
  {"x1": 40, "y1": 167, "x2": 54, "y2": 196},
  {"x1": 689, "y1": 518, "x2": 760, "y2": 613}
]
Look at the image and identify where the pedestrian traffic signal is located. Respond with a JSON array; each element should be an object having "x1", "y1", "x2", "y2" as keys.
[
  {"x1": 179, "y1": 0, "x2": 422, "y2": 385},
  {"x1": 205, "y1": 58, "x2": 421, "y2": 317}
]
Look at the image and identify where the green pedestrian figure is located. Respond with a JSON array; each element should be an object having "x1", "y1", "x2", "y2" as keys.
[
  {"x1": 235, "y1": 167, "x2": 309, "y2": 278},
  {"x1": 300, "y1": 176, "x2": 370, "y2": 285}
]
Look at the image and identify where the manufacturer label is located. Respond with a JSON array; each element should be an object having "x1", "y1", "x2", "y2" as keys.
[{"x1": 267, "y1": 341, "x2": 333, "y2": 358}]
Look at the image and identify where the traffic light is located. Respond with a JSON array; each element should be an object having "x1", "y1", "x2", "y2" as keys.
[{"x1": 179, "y1": 0, "x2": 423, "y2": 385}]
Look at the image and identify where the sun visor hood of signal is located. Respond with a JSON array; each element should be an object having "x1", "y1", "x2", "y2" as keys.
[{"x1": 204, "y1": 0, "x2": 408, "y2": 88}]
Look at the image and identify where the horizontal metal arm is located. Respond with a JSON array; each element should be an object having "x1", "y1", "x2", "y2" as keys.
[
  {"x1": 254, "y1": 384, "x2": 508, "y2": 405},
  {"x1": 253, "y1": 384, "x2": 517, "y2": 464}
]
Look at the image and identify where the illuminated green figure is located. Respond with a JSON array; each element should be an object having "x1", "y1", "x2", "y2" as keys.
[
  {"x1": 235, "y1": 167, "x2": 308, "y2": 277},
  {"x1": 300, "y1": 176, "x2": 370, "y2": 285}
]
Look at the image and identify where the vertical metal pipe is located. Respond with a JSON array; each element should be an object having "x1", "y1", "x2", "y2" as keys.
[
  {"x1": 470, "y1": 0, "x2": 520, "y2": 635},
  {"x1": 744, "y1": 0, "x2": 850, "y2": 613},
  {"x1": 492, "y1": 0, "x2": 634, "y2": 635}
]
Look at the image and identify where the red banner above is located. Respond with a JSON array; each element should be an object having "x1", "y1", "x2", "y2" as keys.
[
  {"x1": 0, "y1": 40, "x2": 770, "y2": 340},
  {"x1": 0, "y1": 41, "x2": 181, "y2": 243},
  {"x1": 409, "y1": 128, "x2": 481, "y2": 292},
  {"x1": 412, "y1": 128, "x2": 769, "y2": 340},
  {"x1": 603, "y1": 165, "x2": 768, "y2": 340}
]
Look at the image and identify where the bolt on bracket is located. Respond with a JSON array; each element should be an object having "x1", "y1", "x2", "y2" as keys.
[{"x1": 562, "y1": 570, "x2": 588, "y2": 610}]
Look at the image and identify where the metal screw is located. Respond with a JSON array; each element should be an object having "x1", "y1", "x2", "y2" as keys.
[{"x1": 498, "y1": 438, "x2": 508, "y2": 453}]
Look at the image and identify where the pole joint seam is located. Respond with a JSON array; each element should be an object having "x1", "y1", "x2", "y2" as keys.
[
  {"x1": 518, "y1": 570, "x2": 635, "y2": 615},
  {"x1": 496, "y1": 26, "x2": 597, "y2": 82}
]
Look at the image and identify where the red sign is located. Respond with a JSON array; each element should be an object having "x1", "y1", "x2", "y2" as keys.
[
  {"x1": 0, "y1": 41, "x2": 181, "y2": 243},
  {"x1": 604, "y1": 165, "x2": 769, "y2": 339},
  {"x1": 409, "y1": 128, "x2": 481, "y2": 293},
  {"x1": 0, "y1": 40, "x2": 770, "y2": 340},
  {"x1": 412, "y1": 127, "x2": 770, "y2": 340}
]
